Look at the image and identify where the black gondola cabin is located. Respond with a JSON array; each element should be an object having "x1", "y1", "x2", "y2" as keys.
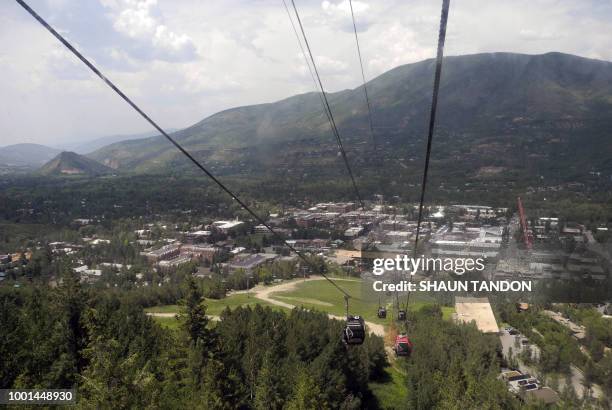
[{"x1": 343, "y1": 315, "x2": 366, "y2": 345}]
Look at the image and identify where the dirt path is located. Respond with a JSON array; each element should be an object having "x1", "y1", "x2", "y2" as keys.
[
  {"x1": 251, "y1": 276, "x2": 385, "y2": 337},
  {"x1": 249, "y1": 276, "x2": 323, "y2": 309}
]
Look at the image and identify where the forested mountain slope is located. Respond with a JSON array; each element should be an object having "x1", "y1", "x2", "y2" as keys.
[{"x1": 89, "y1": 52, "x2": 612, "y2": 183}]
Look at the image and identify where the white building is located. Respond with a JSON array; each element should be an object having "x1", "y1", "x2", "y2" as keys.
[{"x1": 213, "y1": 220, "x2": 244, "y2": 233}]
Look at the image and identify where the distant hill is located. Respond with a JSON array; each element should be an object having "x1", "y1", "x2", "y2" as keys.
[
  {"x1": 59, "y1": 129, "x2": 179, "y2": 155},
  {"x1": 89, "y1": 52, "x2": 612, "y2": 182},
  {"x1": 0, "y1": 143, "x2": 61, "y2": 167},
  {"x1": 39, "y1": 151, "x2": 113, "y2": 176}
]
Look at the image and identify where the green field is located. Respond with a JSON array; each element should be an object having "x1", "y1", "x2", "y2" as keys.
[
  {"x1": 145, "y1": 279, "x2": 455, "y2": 328},
  {"x1": 144, "y1": 292, "x2": 288, "y2": 317},
  {"x1": 368, "y1": 366, "x2": 408, "y2": 409},
  {"x1": 151, "y1": 315, "x2": 182, "y2": 330},
  {"x1": 269, "y1": 279, "x2": 455, "y2": 325},
  {"x1": 145, "y1": 304, "x2": 181, "y2": 314}
]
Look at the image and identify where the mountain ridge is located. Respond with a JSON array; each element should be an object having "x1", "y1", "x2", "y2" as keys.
[
  {"x1": 88, "y1": 52, "x2": 612, "y2": 175},
  {"x1": 57, "y1": 129, "x2": 179, "y2": 155},
  {"x1": 0, "y1": 143, "x2": 62, "y2": 168}
]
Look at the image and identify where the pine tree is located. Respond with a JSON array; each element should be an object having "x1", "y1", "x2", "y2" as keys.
[
  {"x1": 180, "y1": 276, "x2": 214, "y2": 387},
  {"x1": 48, "y1": 267, "x2": 87, "y2": 387},
  {"x1": 200, "y1": 359, "x2": 236, "y2": 410},
  {"x1": 286, "y1": 368, "x2": 325, "y2": 410},
  {"x1": 254, "y1": 352, "x2": 282, "y2": 410},
  {"x1": 80, "y1": 331, "x2": 163, "y2": 407},
  {"x1": 182, "y1": 276, "x2": 209, "y2": 347}
]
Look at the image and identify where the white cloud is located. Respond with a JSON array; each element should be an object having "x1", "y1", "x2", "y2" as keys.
[
  {"x1": 106, "y1": 0, "x2": 197, "y2": 61},
  {"x1": 319, "y1": 0, "x2": 373, "y2": 32},
  {"x1": 316, "y1": 55, "x2": 349, "y2": 75},
  {"x1": 518, "y1": 29, "x2": 562, "y2": 41},
  {"x1": 321, "y1": 0, "x2": 369, "y2": 16},
  {"x1": 105, "y1": 46, "x2": 142, "y2": 72},
  {"x1": 113, "y1": 0, "x2": 157, "y2": 38},
  {"x1": 367, "y1": 24, "x2": 434, "y2": 75}
]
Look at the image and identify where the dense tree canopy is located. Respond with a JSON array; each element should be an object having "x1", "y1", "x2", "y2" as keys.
[{"x1": 0, "y1": 272, "x2": 388, "y2": 408}]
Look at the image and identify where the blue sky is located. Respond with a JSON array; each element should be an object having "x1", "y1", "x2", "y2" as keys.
[{"x1": 2, "y1": 0, "x2": 612, "y2": 146}]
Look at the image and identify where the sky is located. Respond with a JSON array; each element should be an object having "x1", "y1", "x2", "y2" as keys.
[{"x1": 2, "y1": 0, "x2": 612, "y2": 147}]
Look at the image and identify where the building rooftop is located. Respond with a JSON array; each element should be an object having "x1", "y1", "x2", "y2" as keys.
[
  {"x1": 189, "y1": 230, "x2": 211, "y2": 236},
  {"x1": 213, "y1": 220, "x2": 244, "y2": 230},
  {"x1": 228, "y1": 253, "x2": 277, "y2": 270},
  {"x1": 149, "y1": 244, "x2": 180, "y2": 256},
  {"x1": 159, "y1": 256, "x2": 192, "y2": 267},
  {"x1": 432, "y1": 240, "x2": 501, "y2": 248},
  {"x1": 231, "y1": 246, "x2": 246, "y2": 255},
  {"x1": 344, "y1": 226, "x2": 364, "y2": 237}
]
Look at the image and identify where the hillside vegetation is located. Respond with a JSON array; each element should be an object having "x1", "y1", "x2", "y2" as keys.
[{"x1": 88, "y1": 52, "x2": 612, "y2": 188}]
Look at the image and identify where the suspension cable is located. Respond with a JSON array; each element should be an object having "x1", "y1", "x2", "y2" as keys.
[
  {"x1": 282, "y1": 0, "x2": 334, "y2": 149},
  {"x1": 15, "y1": 0, "x2": 353, "y2": 300},
  {"x1": 290, "y1": 0, "x2": 364, "y2": 208},
  {"x1": 348, "y1": 0, "x2": 377, "y2": 151},
  {"x1": 407, "y1": 0, "x2": 451, "y2": 306},
  {"x1": 283, "y1": 0, "x2": 359, "y2": 202},
  {"x1": 283, "y1": 0, "x2": 366, "y2": 196},
  {"x1": 344, "y1": 295, "x2": 349, "y2": 317}
]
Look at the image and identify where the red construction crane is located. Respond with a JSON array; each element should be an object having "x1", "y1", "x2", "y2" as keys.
[{"x1": 517, "y1": 197, "x2": 533, "y2": 250}]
